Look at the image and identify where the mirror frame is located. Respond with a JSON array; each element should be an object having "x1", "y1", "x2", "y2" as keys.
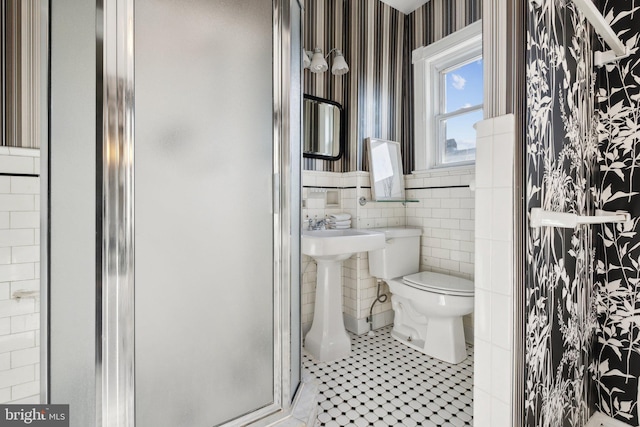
[
  {"x1": 366, "y1": 137, "x2": 406, "y2": 201},
  {"x1": 303, "y1": 94, "x2": 344, "y2": 161}
]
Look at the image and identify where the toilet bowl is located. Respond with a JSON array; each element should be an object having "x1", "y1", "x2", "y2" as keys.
[
  {"x1": 387, "y1": 271, "x2": 473, "y2": 364},
  {"x1": 368, "y1": 227, "x2": 474, "y2": 364}
]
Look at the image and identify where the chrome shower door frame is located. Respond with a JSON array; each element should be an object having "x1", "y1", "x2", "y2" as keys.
[
  {"x1": 97, "y1": 0, "x2": 297, "y2": 426},
  {"x1": 97, "y1": 0, "x2": 135, "y2": 425}
]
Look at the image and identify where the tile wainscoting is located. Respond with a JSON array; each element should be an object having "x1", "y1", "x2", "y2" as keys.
[
  {"x1": 0, "y1": 147, "x2": 41, "y2": 404},
  {"x1": 472, "y1": 114, "x2": 515, "y2": 427}
]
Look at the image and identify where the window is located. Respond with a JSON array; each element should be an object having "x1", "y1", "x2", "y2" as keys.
[{"x1": 413, "y1": 21, "x2": 483, "y2": 170}]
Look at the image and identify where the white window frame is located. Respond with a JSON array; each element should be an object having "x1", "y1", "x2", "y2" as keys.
[{"x1": 413, "y1": 20, "x2": 483, "y2": 172}]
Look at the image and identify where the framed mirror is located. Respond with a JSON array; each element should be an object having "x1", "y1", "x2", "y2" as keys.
[
  {"x1": 367, "y1": 138, "x2": 405, "y2": 201},
  {"x1": 303, "y1": 94, "x2": 344, "y2": 160}
]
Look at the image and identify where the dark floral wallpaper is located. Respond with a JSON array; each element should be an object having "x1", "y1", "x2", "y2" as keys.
[
  {"x1": 525, "y1": 0, "x2": 599, "y2": 425},
  {"x1": 593, "y1": 0, "x2": 640, "y2": 424}
]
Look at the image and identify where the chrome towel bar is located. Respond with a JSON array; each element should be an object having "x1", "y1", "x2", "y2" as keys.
[{"x1": 530, "y1": 208, "x2": 631, "y2": 228}]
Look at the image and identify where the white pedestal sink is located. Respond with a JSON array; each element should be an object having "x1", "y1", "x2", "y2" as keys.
[{"x1": 302, "y1": 228, "x2": 385, "y2": 362}]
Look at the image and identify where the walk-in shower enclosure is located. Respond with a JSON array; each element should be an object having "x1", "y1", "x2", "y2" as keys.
[{"x1": 48, "y1": 0, "x2": 301, "y2": 425}]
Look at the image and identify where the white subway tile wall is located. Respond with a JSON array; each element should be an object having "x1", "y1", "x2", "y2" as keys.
[
  {"x1": 301, "y1": 167, "x2": 476, "y2": 339},
  {"x1": 0, "y1": 148, "x2": 40, "y2": 404},
  {"x1": 472, "y1": 114, "x2": 515, "y2": 426},
  {"x1": 405, "y1": 167, "x2": 475, "y2": 280}
]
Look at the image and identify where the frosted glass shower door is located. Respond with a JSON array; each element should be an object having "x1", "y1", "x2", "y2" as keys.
[{"x1": 134, "y1": 1, "x2": 275, "y2": 426}]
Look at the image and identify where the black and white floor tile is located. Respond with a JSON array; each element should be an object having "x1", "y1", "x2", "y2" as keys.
[{"x1": 303, "y1": 326, "x2": 474, "y2": 427}]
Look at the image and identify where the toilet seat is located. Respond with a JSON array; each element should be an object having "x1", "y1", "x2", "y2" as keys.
[{"x1": 402, "y1": 271, "x2": 474, "y2": 297}]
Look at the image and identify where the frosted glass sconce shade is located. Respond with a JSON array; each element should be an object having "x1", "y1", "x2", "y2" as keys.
[
  {"x1": 303, "y1": 49, "x2": 311, "y2": 69},
  {"x1": 310, "y1": 48, "x2": 328, "y2": 73},
  {"x1": 331, "y1": 50, "x2": 349, "y2": 75},
  {"x1": 304, "y1": 47, "x2": 349, "y2": 75}
]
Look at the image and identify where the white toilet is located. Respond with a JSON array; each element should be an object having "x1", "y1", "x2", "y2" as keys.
[{"x1": 368, "y1": 227, "x2": 474, "y2": 364}]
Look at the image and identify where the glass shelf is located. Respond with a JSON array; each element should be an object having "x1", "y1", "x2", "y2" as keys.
[{"x1": 358, "y1": 196, "x2": 419, "y2": 206}]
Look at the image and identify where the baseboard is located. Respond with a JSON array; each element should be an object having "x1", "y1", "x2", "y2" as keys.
[
  {"x1": 586, "y1": 411, "x2": 636, "y2": 427},
  {"x1": 343, "y1": 310, "x2": 394, "y2": 335}
]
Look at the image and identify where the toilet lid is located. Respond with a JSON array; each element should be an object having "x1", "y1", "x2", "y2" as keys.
[{"x1": 403, "y1": 271, "x2": 474, "y2": 296}]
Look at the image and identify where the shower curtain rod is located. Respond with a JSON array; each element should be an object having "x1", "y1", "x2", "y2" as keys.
[{"x1": 570, "y1": 0, "x2": 629, "y2": 66}]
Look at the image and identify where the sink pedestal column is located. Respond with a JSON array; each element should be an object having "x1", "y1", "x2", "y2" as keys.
[{"x1": 304, "y1": 254, "x2": 351, "y2": 362}]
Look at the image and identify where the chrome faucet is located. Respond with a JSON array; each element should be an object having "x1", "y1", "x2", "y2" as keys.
[{"x1": 308, "y1": 217, "x2": 327, "y2": 230}]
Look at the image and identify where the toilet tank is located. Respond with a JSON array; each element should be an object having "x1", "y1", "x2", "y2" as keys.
[{"x1": 368, "y1": 227, "x2": 422, "y2": 280}]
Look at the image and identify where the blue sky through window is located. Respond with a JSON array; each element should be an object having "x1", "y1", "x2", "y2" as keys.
[
  {"x1": 442, "y1": 58, "x2": 483, "y2": 153},
  {"x1": 445, "y1": 58, "x2": 483, "y2": 112}
]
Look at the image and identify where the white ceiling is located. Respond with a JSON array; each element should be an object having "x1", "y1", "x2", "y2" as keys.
[{"x1": 379, "y1": 0, "x2": 430, "y2": 14}]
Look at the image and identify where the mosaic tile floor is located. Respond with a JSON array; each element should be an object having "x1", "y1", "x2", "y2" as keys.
[{"x1": 303, "y1": 326, "x2": 474, "y2": 427}]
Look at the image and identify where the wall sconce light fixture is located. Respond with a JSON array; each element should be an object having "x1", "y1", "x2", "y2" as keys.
[{"x1": 303, "y1": 47, "x2": 349, "y2": 75}]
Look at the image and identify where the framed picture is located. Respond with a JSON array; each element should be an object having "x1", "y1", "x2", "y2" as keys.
[{"x1": 366, "y1": 138, "x2": 405, "y2": 201}]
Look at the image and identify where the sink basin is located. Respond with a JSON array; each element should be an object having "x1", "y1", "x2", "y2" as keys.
[
  {"x1": 302, "y1": 227, "x2": 386, "y2": 362},
  {"x1": 302, "y1": 228, "x2": 385, "y2": 259}
]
